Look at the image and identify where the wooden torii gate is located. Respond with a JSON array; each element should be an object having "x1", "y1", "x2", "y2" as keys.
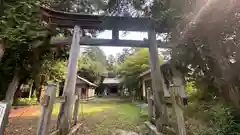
[{"x1": 40, "y1": 7, "x2": 186, "y2": 135}]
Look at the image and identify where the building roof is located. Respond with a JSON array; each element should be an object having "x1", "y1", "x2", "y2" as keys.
[
  {"x1": 102, "y1": 78, "x2": 120, "y2": 84},
  {"x1": 77, "y1": 76, "x2": 97, "y2": 87},
  {"x1": 139, "y1": 61, "x2": 187, "y2": 98},
  {"x1": 139, "y1": 61, "x2": 171, "y2": 78}
]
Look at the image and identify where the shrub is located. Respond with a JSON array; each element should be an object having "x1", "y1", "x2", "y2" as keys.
[
  {"x1": 185, "y1": 81, "x2": 197, "y2": 96},
  {"x1": 16, "y1": 98, "x2": 38, "y2": 106},
  {"x1": 186, "y1": 102, "x2": 240, "y2": 135},
  {"x1": 200, "y1": 104, "x2": 240, "y2": 135}
]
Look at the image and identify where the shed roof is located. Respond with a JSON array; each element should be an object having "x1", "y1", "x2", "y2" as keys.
[
  {"x1": 77, "y1": 76, "x2": 97, "y2": 87},
  {"x1": 102, "y1": 78, "x2": 120, "y2": 84},
  {"x1": 139, "y1": 61, "x2": 171, "y2": 78}
]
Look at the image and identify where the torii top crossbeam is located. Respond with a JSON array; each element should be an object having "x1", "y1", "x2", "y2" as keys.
[{"x1": 41, "y1": 7, "x2": 167, "y2": 32}]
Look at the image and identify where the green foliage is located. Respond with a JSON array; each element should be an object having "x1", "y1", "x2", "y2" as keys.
[
  {"x1": 200, "y1": 104, "x2": 240, "y2": 135},
  {"x1": 171, "y1": 0, "x2": 240, "y2": 110},
  {"x1": 107, "y1": 54, "x2": 116, "y2": 71},
  {"x1": 185, "y1": 94, "x2": 240, "y2": 135},
  {"x1": 49, "y1": 60, "x2": 67, "y2": 83},
  {"x1": 83, "y1": 46, "x2": 107, "y2": 66},
  {"x1": 15, "y1": 98, "x2": 38, "y2": 106},
  {"x1": 0, "y1": 0, "x2": 49, "y2": 97},
  {"x1": 0, "y1": 0, "x2": 69, "y2": 100},
  {"x1": 78, "y1": 46, "x2": 107, "y2": 83},
  {"x1": 117, "y1": 48, "x2": 163, "y2": 92},
  {"x1": 185, "y1": 81, "x2": 197, "y2": 96},
  {"x1": 116, "y1": 48, "x2": 133, "y2": 64},
  {"x1": 117, "y1": 49, "x2": 149, "y2": 90}
]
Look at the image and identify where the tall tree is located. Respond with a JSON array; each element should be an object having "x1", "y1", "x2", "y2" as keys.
[
  {"x1": 170, "y1": 0, "x2": 240, "y2": 111},
  {"x1": 117, "y1": 48, "x2": 163, "y2": 92},
  {"x1": 78, "y1": 46, "x2": 107, "y2": 83},
  {"x1": 83, "y1": 46, "x2": 107, "y2": 66},
  {"x1": 107, "y1": 54, "x2": 116, "y2": 71},
  {"x1": 0, "y1": 0, "x2": 69, "y2": 102},
  {"x1": 0, "y1": 0, "x2": 49, "y2": 101},
  {"x1": 116, "y1": 48, "x2": 133, "y2": 64}
]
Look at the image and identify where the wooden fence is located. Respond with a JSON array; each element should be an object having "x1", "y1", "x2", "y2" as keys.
[
  {"x1": 36, "y1": 84, "x2": 81, "y2": 135},
  {"x1": 145, "y1": 86, "x2": 186, "y2": 135}
]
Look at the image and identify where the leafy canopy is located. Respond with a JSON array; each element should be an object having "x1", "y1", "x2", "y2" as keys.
[{"x1": 117, "y1": 48, "x2": 163, "y2": 90}]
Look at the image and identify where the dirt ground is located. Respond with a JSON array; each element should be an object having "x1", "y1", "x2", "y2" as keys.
[
  {"x1": 5, "y1": 106, "x2": 57, "y2": 135},
  {"x1": 5, "y1": 98, "x2": 146, "y2": 135}
]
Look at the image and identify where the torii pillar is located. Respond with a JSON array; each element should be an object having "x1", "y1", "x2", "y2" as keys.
[
  {"x1": 148, "y1": 26, "x2": 168, "y2": 130},
  {"x1": 59, "y1": 25, "x2": 81, "y2": 134}
]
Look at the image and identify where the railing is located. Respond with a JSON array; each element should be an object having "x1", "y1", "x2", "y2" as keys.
[
  {"x1": 36, "y1": 84, "x2": 82, "y2": 135},
  {"x1": 145, "y1": 85, "x2": 186, "y2": 135}
]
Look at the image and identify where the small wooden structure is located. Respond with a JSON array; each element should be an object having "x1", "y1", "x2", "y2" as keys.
[
  {"x1": 102, "y1": 77, "x2": 120, "y2": 95},
  {"x1": 139, "y1": 61, "x2": 187, "y2": 103},
  {"x1": 76, "y1": 76, "x2": 97, "y2": 100}
]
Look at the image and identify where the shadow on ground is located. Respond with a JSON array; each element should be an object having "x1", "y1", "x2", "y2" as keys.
[{"x1": 5, "y1": 116, "x2": 57, "y2": 135}]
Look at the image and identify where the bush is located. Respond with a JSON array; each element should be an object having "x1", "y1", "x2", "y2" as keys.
[
  {"x1": 185, "y1": 101, "x2": 240, "y2": 135},
  {"x1": 15, "y1": 98, "x2": 38, "y2": 106},
  {"x1": 200, "y1": 104, "x2": 240, "y2": 135},
  {"x1": 185, "y1": 81, "x2": 197, "y2": 96}
]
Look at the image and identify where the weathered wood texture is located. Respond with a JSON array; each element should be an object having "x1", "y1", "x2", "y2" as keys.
[
  {"x1": 66, "y1": 123, "x2": 82, "y2": 135},
  {"x1": 170, "y1": 86, "x2": 186, "y2": 135},
  {"x1": 147, "y1": 88, "x2": 154, "y2": 122},
  {"x1": 145, "y1": 121, "x2": 165, "y2": 135},
  {"x1": 40, "y1": 7, "x2": 168, "y2": 32},
  {"x1": 59, "y1": 25, "x2": 81, "y2": 134},
  {"x1": 49, "y1": 129, "x2": 60, "y2": 135},
  {"x1": 55, "y1": 96, "x2": 65, "y2": 103},
  {"x1": 2, "y1": 74, "x2": 19, "y2": 135},
  {"x1": 73, "y1": 95, "x2": 80, "y2": 125},
  {"x1": 36, "y1": 84, "x2": 57, "y2": 135},
  {"x1": 148, "y1": 29, "x2": 168, "y2": 129},
  {"x1": 4, "y1": 74, "x2": 20, "y2": 103}
]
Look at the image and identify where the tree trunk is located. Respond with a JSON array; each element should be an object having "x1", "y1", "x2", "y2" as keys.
[
  {"x1": 0, "y1": 41, "x2": 4, "y2": 59},
  {"x1": 28, "y1": 80, "x2": 34, "y2": 99},
  {"x1": 5, "y1": 73, "x2": 20, "y2": 104},
  {"x1": 35, "y1": 75, "x2": 46, "y2": 102},
  {"x1": 3, "y1": 73, "x2": 20, "y2": 130},
  {"x1": 13, "y1": 82, "x2": 23, "y2": 105},
  {"x1": 37, "y1": 85, "x2": 45, "y2": 102}
]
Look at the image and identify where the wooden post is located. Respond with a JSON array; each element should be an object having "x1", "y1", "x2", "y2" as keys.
[
  {"x1": 29, "y1": 80, "x2": 34, "y2": 99},
  {"x1": 148, "y1": 29, "x2": 168, "y2": 127},
  {"x1": 36, "y1": 84, "x2": 57, "y2": 135},
  {"x1": 59, "y1": 25, "x2": 81, "y2": 134},
  {"x1": 170, "y1": 86, "x2": 186, "y2": 135},
  {"x1": 73, "y1": 94, "x2": 80, "y2": 125},
  {"x1": 142, "y1": 80, "x2": 146, "y2": 98},
  {"x1": 147, "y1": 87, "x2": 153, "y2": 122}
]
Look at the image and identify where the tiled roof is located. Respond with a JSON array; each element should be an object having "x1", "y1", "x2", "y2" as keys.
[{"x1": 102, "y1": 78, "x2": 120, "y2": 84}]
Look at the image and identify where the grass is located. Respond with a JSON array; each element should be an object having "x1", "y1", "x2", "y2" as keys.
[{"x1": 52, "y1": 97, "x2": 148, "y2": 134}]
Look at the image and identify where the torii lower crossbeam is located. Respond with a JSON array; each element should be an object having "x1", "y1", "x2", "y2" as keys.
[{"x1": 50, "y1": 37, "x2": 173, "y2": 48}]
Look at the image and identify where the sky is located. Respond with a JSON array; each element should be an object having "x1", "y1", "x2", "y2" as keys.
[
  {"x1": 97, "y1": 30, "x2": 148, "y2": 56},
  {"x1": 80, "y1": 30, "x2": 167, "y2": 57}
]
